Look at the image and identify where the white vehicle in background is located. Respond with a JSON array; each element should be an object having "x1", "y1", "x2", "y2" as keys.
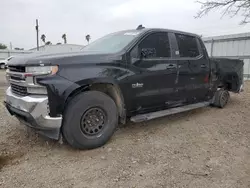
[{"x1": 0, "y1": 56, "x2": 14, "y2": 69}]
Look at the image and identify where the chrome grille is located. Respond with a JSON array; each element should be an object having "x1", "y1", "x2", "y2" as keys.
[
  {"x1": 10, "y1": 75, "x2": 25, "y2": 81},
  {"x1": 8, "y1": 65, "x2": 25, "y2": 73},
  {"x1": 10, "y1": 83, "x2": 28, "y2": 96},
  {"x1": 7, "y1": 66, "x2": 47, "y2": 96}
]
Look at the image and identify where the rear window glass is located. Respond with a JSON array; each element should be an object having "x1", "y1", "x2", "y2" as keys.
[{"x1": 175, "y1": 34, "x2": 200, "y2": 57}]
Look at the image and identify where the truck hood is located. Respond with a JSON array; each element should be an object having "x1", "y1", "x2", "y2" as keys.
[{"x1": 7, "y1": 51, "x2": 122, "y2": 66}]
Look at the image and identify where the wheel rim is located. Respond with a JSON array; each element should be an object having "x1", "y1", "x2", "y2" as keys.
[
  {"x1": 80, "y1": 107, "x2": 106, "y2": 137},
  {"x1": 220, "y1": 91, "x2": 229, "y2": 107}
]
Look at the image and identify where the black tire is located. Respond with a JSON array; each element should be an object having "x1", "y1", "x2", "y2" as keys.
[
  {"x1": 62, "y1": 91, "x2": 118, "y2": 149},
  {"x1": 213, "y1": 89, "x2": 230, "y2": 108}
]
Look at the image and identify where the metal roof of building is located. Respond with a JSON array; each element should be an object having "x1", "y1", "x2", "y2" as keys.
[
  {"x1": 29, "y1": 44, "x2": 84, "y2": 51},
  {"x1": 203, "y1": 32, "x2": 250, "y2": 42}
]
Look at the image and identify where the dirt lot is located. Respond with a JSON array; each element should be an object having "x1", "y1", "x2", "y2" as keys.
[{"x1": 0, "y1": 70, "x2": 249, "y2": 188}]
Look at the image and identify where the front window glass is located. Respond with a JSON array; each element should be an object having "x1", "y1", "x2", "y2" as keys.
[
  {"x1": 138, "y1": 32, "x2": 171, "y2": 58},
  {"x1": 82, "y1": 31, "x2": 141, "y2": 53}
]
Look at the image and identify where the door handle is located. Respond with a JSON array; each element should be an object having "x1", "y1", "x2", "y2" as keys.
[{"x1": 200, "y1": 64, "x2": 207, "y2": 68}]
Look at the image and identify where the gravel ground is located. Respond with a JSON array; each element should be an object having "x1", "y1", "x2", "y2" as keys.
[{"x1": 0, "y1": 70, "x2": 249, "y2": 188}]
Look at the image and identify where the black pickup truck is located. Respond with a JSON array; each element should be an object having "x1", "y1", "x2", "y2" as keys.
[{"x1": 5, "y1": 28, "x2": 244, "y2": 149}]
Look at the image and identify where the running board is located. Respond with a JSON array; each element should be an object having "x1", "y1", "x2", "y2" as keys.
[{"x1": 130, "y1": 102, "x2": 210, "y2": 123}]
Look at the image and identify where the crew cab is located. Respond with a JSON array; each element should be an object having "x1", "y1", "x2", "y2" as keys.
[{"x1": 4, "y1": 28, "x2": 244, "y2": 149}]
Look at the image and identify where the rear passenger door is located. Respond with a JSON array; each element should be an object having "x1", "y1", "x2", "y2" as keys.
[{"x1": 174, "y1": 33, "x2": 210, "y2": 103}]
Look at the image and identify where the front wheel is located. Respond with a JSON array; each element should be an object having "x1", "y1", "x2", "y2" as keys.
[{"x1": 62, "y1": 91, "x2": 118, "y2": 149}]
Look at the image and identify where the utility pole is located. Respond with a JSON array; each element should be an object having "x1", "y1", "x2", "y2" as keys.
[
  {"x1": 35, "y1": 19, "x2": 39, "y2": 51},
  {"x1": 10, "y1": 42, "x2": 12, "y2": 50}
]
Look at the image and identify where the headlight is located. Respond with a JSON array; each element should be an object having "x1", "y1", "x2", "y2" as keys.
[{"x1": 26, "y1": 66, "x2": 58, "y2": 75}]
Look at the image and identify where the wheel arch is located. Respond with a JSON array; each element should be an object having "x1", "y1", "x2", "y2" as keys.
[
  {"x1": 64, "y1": 79, "x2": 126, "y2": 124},
  {"x1": 219, "y1": 72, "x2": 240, "y2": 92}
]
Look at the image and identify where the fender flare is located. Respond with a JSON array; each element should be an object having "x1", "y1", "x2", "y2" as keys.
[{"x1": 62, "y1": 78, "x2": 126, "y2": 121}]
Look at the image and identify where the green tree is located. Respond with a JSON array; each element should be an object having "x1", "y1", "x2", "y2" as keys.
[
  {"x1": 85, "y1": 34, "x2": 91, "y2": 44},
  {"x1": 45, "y1": 41, "x2": 52, "y2": 45},
  {"x1": 0, "y1": 43, "x2": 7, "y2": 49},
  {"x1": 196, "y1": 0, "x2": 250, "y2": 24},
  {"x1": 41, "y1": 34, "x2": 46, "y2": 44},
  {"x1": 14, "y1": 47, "x2": 24, "y2": 50}
]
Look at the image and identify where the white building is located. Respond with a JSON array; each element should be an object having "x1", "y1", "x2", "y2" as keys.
[
  {"x1": 203, "y1": 32, "x2": 250, "y2": 80},
  {"x1": 29, "y1": 44, "x2": 84, "y2": 53},
  {"x1": 0, "y1": 49, "x2": 32, "y2": 60},
  {"x1": 0, "y1": 44, "x2": 84, "y2": 61}
]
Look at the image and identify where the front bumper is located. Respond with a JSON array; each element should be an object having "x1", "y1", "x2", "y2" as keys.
[{"x1": 4, "y1": 87, "x2": 62, "y2": 140}]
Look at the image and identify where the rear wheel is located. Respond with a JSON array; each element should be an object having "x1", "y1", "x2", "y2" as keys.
[
  {"x1": 212, "y1": 89, "x2": 230, "y2": 108},
  {"x1": 62, "y1": 91, "x2": 118, "y2": 149}
]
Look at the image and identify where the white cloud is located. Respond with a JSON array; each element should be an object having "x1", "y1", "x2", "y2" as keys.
[
  {"x1": 109, "y1": 0, "x2": 199, "y2": 20},
  {"x1": 1, "y1": 0, "x2": 250, "y2": 49}
]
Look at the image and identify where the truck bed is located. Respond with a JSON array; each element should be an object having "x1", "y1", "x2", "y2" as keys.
[{"x1": 211, "y1": 58, "x2": 244, "y2": 92}]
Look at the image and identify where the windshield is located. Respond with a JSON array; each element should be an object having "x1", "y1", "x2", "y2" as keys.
[{"x1": 82, "y1": 31, "x2": 141, "y2": 53}]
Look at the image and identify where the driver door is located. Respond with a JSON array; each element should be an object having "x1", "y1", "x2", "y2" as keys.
[{"x1": 123, "y1": 32, "x2": 179, "y2": 113}]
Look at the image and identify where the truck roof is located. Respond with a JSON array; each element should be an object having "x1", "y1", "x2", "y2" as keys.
[{"x1": 113, "y1": 28, "x2": 200, "y2": 38}]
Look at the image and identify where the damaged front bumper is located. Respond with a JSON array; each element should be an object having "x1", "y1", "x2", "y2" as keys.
[{"x1": 4, "y1": 87, "x2": 62, "y2": 140}]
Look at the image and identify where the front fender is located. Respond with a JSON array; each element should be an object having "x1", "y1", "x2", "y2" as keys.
[
  {"x1": 58, "y1": 63, "x2": 130, "y2": 83},
  {"x1": 37, "y1": 75, "x2": 80, "y2": 117},
  {"x1": 39, "y1": 64, "x2": 131, "y2": 116}
]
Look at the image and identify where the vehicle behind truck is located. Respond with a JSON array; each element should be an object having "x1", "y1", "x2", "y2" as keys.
[{"x1": 4, "y1": 28, "x2": 244, "y2": 149}]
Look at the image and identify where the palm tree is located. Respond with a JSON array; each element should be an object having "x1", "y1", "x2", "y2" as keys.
[
  {"x1": 85, "y1": 34, "x2": 91, "y2": 44},
  {"x1": 41, "y1": 34, "x2": 46, "y2": 44},
  {"x1": 62, "y1": 34, "x2": 67, "y2": 44},
  {"x1": 0, "y1": 43, "x2": 7, "y2": 49}
]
